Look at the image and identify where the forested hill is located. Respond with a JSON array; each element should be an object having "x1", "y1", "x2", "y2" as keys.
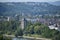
[
  {"x1": 0, "y1": 2, "x2": 60, "y2": 16},
  {"x1": 49, "y1": 1, "x2": 60, "y2": 6}
]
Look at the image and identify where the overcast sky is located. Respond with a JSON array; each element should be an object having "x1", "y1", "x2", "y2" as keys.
[{"x1": 0, "y1": 0, "x2": 59, "y2": 2}]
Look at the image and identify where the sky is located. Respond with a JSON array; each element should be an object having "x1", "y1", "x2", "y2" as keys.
[{"x1": 0, "y1": 0, "x2": 59, "y2": 2}]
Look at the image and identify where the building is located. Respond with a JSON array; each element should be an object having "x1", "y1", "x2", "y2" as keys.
[
  {"x1": 0, "y1": 16, "x2": 10, "y2": 21},
  {"x1": 21, "y1": 18, "x2": 27, "y2": 30},
  {"x1": 48, "y1": 24, "x2": 60, "y2": 31}
]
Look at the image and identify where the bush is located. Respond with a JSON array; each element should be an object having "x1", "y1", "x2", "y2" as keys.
[
  {"x1": 0, "y1": 35, "x2": 3, "y2": 40},
  {"x1": 15, "y1": 28, "x2": 23, "y2": 36},
  {"x1": 52, "y1": 34, "x2": 60, "y2": 40}
]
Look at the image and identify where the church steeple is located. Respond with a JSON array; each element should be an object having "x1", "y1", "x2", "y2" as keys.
[{"x1": 21, "y1": 13, "x2": 27, "y2": 30}]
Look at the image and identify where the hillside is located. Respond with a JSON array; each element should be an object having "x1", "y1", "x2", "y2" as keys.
[
  {"x1": 49, "y1": 1, "x2": 60, "y2": 6},
  {"x1": 0, "y1": 2, "x2": 60, "y2": 16}
]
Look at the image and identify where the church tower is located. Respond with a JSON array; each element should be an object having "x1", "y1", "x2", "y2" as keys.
[{"x1": 21, "y1": 13, "x2": 27, "y2": 30}]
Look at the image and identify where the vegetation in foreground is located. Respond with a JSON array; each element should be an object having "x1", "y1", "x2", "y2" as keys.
[
  {"x1": 0, "y1": 21, "x2": 60, "y2": 40},
  {"x1": 0, "y1": 34, "x2": 12, "y2": 40},
  {"x1": 23, "y1": 22, "x2": 60, "y2": 40}
]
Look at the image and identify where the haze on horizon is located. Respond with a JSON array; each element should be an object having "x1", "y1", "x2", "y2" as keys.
[{"x1": 0, "y1": 0, "x2": 60, "y2": 2}]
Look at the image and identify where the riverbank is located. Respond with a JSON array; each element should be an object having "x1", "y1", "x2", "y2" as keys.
[
  {"x1": 23, "y1": 36, "x2": 51, "y2": 40},
  {"x1": 3, "y1": 34, "x2": 51, "y2": 40}
]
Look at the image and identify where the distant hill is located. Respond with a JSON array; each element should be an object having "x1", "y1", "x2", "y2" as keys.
[
  {"x1": 49, "y1": 1, "x2": 60, "y2": 6},
  {"x1": 0, "y1": 2, "x2": 60, "y2": 16}
]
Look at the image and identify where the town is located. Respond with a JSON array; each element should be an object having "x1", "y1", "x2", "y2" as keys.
[
  {"x1": 0, "y1": 14, "x2": 60, "y2": 31},
  {"x1": 0, "y1": 1, "x2": 60, "y2": 40}
]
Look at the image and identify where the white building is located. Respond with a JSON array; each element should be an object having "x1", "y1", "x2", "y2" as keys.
[{"x1": 48, "y1": 24, "x2": 60, "y2": 31}]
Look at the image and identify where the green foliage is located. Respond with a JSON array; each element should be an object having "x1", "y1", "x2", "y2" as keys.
[
  {"x1": 24, "y1": 25, "x2": 34, "y2": 34},
  {"x1": 0, "y1": 21, "x2": 20, "y2": 34},
  {"x1": 0, "y1": 35, "x2": 3, "y2": 40},
  {"x1": 34, "y1": 25, "x2": 41, "y2": 34},
  {"x1": 15, "y1": 28, "x2": 23, "y2": 36},
  {"x1": 0, "y1": 20, "x2": 60, "y2": 40},
  {"x1": 24, "y1": 22, "x2": 60, "y2": 40},
  {"x1": 0, "y1": 34, "x2": 11, "y2": 40},
  {"x1": 52, "y1": 33, "x2": 60, "y2": 40}
]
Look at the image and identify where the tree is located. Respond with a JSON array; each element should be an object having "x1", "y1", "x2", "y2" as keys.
[
  {"x1": 52, "y1": 34, "x2": 60, "y2": 40},
  {"x1": 24, "y1": 25, "x2": 34, "y2": 34},
  {"x1": 15, "y1": 28, "x2": 23, "y2": 36},
  {"x1": 34, "y1": 25, "x2": 41, "y2": 34}
]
